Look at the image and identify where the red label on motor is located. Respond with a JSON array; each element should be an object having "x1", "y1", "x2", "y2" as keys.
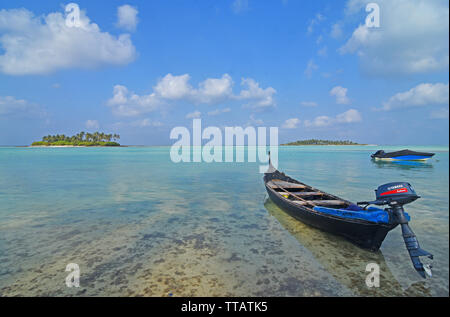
[{"x1": 380, "y1": 188, "x2": 408, "y2": 196}]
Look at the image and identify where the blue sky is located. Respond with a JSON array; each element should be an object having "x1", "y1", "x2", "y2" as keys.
[{"x1": 0, "y1": 0, "x2": 448, "y2": 145}]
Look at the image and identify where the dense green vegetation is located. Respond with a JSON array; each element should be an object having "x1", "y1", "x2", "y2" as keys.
[
  {"x1": 31, "y1": 132, "x2": 121, "y2": 146},
  {"x1": 282, "y1": 139, "x2": 366, "y2": 146}
]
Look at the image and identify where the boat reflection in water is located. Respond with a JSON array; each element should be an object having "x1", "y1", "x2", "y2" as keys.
[
  {"x1": 371, "y1": 159, "x2": 433, "y2": 171},
  {"x1": 264, "y1": 199, "x2": 431, "y2": 296}
]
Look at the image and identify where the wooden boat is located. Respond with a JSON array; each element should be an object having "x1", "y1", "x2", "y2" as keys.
[
  {"x1": 263, "y1": 153, "x2": 433, "y2": 278},
  {"x1": 264, "y1": 166, "x2": 396, "y2": 251}
]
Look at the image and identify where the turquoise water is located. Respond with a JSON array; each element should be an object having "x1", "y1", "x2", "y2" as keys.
[{"x1": 0, "y1": 145, "x2": 448, "y2": 296}]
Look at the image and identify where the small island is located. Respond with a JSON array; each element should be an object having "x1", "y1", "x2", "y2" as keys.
[
  {"x1": 31, "y1": 132, "x2": 121, "y2": 147},
  {"x1": 281, "y1": 139, "x2": 366, "y2": 146}
]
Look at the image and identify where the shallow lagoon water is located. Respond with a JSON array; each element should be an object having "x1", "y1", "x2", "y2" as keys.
[{"x1": 0, "y1": 145, "x2": 448, "y2": 296}]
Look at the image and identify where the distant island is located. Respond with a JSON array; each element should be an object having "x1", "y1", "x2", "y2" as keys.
[
  {"x1": 31, "y1": 132, "x2": 121, "y2": 147},
  {"x1": 281, "y1": 139, "x2": 367, "y2": 146}
]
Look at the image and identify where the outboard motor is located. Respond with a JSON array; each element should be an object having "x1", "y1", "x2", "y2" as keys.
[{"x1": 358, "y1": 182, "x2": 433, "y2": 278}]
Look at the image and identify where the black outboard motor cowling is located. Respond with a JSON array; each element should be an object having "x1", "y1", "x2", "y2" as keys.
[
  {"x1": 358, "y1": 182, "x2": 433, "y2": 278},
  {"x1": 375, "y1": 182, "x2": 419, "y2": 205}
]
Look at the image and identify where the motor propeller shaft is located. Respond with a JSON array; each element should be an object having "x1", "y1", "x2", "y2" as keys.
[{"x1": 392, "y1": 206, "x2": 433, "y2": 278}]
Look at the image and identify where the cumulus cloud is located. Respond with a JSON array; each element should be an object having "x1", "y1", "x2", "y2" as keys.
[
  {"x1": 85, "y1": 119, "x2": 99, "y2": 130},
  {"x1": 117, "y1": 5, "x2": 138, "y2": 32},
  {"x1": 380, "y1": 82, "x2": 449, "y2": 111},
  {"x1": 236, "y1": 78, "x2": 276, "y2": 109},
  {"x1": 186, "y1": 111, "x2": 201, "y2": 119},
  {"x1": 304, "y1": 109, "x2": 361, "y2": 127},
  {"x1": 108, "y1": 73, "x2": 276, "y2": 116},
  {"x1": 330, "y1": 86, "x2": 350, "y2": 104},
  {"x1": 154, "y1": 73, "x2": 234, "y2": 104},
  {"x1": 153, "y1": 74, "x2": 193, "y2": 100},
  {"x1": 282, "y1": 118, "x2": 300, "y2": 129},
  {"x1": 336, "y1": 109, "x2": 362, "y2": 123},
  {"x1": 340, "y1": 0, "x2": 449, "y2": 76},
  {"x1": 0, "y1": 5, "x2": 136, "y2": 75},
  {"x1": 0, "y1": 95, "x2": 42, "y2": 117},
  {"x1": 107, "y1": 85, "x2": 161, "y2": 117}
]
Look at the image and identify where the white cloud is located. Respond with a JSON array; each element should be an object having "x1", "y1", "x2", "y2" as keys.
[
  {"x1": 208, "y1": 108, "x2": 231, "y2": 116},
  {"x1": 195, "y1": 74, "x2": 234, "y2": 104},
  {"x1": 304, "y1": 116, "x2": 333, "y2": 128},
  {"x1": 154, "y1": 74, "x2": 193, "y2": 100},
  {"x1": 85, "y1": 119, "x2": 99, "y2": 130},
  {"x1": 307, "y1": 13, "x2": 325, "y2": 34},
  {"x1": 107, "y1": 85, "x2": 161, "y2": 117},
  {"x1": 0, "y1": 95, "x2": 44, "y2": 118},
  {"x1": 330, "y1": 86, "x2": 350, "y2": 104},
  {"x1": 246, "y1": 114, "x2": 264, "y2": 126},
  {"x1": 304, "y1": 109, "x2": 362, "y2": 127},
  {"x1": 304, "y1": 59, "x2": 318, "y2": 78},
  {"x1": 232, "y1": 0, "x2": 249, "y2": 14},
  {"x1": 336, "y1": 109, "x2": 362, "y2": 123},
  {"x1": 108, "y1": 74, "x2": 276, "y2": 116},
  {"x1": 117, "y1": 5, "x2": 138, "y2": 32},
  {"x1": 154, "y1": 73, "x2": 233, "y2": 104},
  {"x1": 340, "y1": 0, "x2": 449, "y2": 76},
  {"x1": 300, "y1": 101, "x2": 318, "y2": 107},
  {"x1": 380, "y1": 82, "x2": 449, "y2": 111},
  {"x1": 282, "y1": 118, "x2": 300, "y2": 129},
  {"x1": 330, "y1": 23, "x2": 343, "y2": 39},
  {"x1": 0, "y1": 96, "x2": 30, "y2": 115},
  {"x1": 131, "y1": 118, "x2": 163, "y2": 127},
  {"x1": 0, "y1": 5, "x2": 136, "y2": 75},
  {"x1": 186, "y1": 111, "x2": 201, "y2": 119},
  {"x1": 430, "y1": 108, "x2": 449, "y2": 119},
  {"x1": 236, "y1": 78, "x2": 276, "y2": 109}
]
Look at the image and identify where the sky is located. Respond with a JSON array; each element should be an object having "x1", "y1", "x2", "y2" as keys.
[{"x1": 0, "y1": 0, "x2": 448, "y2": 145}]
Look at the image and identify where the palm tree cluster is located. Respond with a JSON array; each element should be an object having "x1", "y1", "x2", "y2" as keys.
[
  {"x1": 42, "y1": 132, "x2": 120, "y2": 143},
  {"x1": 282, "y1": 139, "x2": 364, "y2": 145}
]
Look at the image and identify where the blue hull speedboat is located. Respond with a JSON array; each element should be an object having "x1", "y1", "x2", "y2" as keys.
[{"x1": 371, "y1": 149, "x2": 435, "y2": 161}]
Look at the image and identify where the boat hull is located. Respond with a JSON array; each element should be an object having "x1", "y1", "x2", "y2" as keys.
[
  {"x1": 373, "y1": 156, "x2": 431, "y2": 161},
  {"x1": 264, "y1": 173, "x2": 397, "y2": 251},
  {"x1": 371, "y1": 149, "x2": 435, "y2": 161}
]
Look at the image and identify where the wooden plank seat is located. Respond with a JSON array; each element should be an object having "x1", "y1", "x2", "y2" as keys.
[
  {"x1": 286, "y1": 191, "x2": 323, "y2": 196},
  {"x1": 311, "y1": 200, "x2": 347, "y2": 206},
  {"x1": 291, "y1": 201, "x2": 308, "y2": 205},
  {"x1": 267, "y1": 179, "x2": 306, "y2": 189},
  {"x1": 288, "y1": 198, "x2": 346, "y2": 207}
]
